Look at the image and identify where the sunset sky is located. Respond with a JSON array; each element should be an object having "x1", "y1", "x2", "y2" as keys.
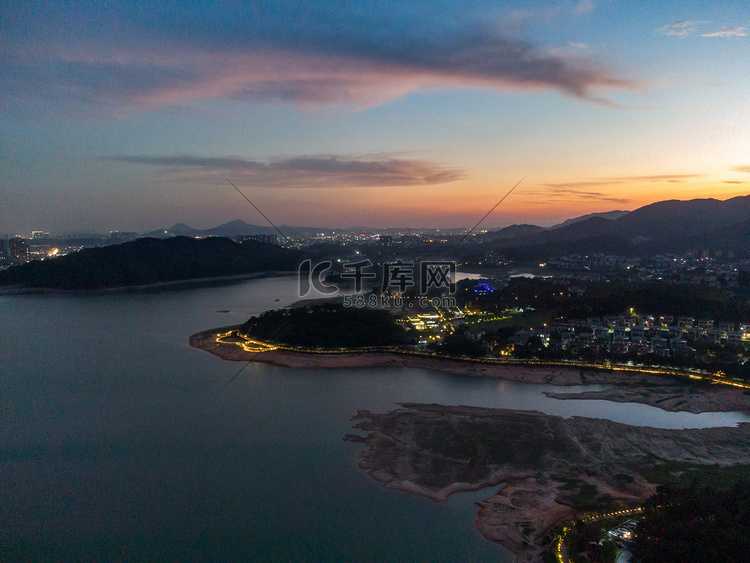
[{"x1": 2, "y1": 1, "x2": 749, "y2": 234}]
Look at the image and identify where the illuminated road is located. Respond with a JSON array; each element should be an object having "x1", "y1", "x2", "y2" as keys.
[{"x1": 215, "y1": 329, "x2": 750, "y2": 390}]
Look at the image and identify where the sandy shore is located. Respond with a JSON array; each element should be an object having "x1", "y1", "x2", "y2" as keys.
[
  {"x1": 190, "y1": 326, "x2": 672, "y2": 385},
  {"x1": 190, "y1": 326, "x2": 750, "y2": 413}
]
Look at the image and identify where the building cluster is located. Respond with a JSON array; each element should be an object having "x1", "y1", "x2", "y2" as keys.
[
  {"x1": 403, "y1": 312, "x2": 445, "y2": 344},
  {"x1": 546, "y1": 254, "x2": 639, "y2": 272},
  {"x1": 510, "y1": 313, "x2": 750, "y2": 358},
  {"x1": 606, "y1": 519, "x2": 638, "y2": 544},
  {"x1": 0, "y1": 237, "x2": 30, "y2": 266},
  {"x1": 108, "y1": 231, "x2": 138, "y2": 243},
  {"x1": 0, "y1": 231, "x2": 139, "y2": 269},
  {"x1": 543, "y1": 253, "x2": 750, "y2": 289},
  {"x1": 637, "y1": 254, "x2": 749, "y2": 288},
  {"x1": 277, "y1": 229, "x2": 468, "y2": 248},
  {"x1": 236, "y1": 234, "x2": 279, "y2": 245}
]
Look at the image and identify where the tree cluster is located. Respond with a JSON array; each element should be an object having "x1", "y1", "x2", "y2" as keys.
[
  {"x1": 631, "y1": 482, "x2": 750, "y2": 562},
  {"x1": 0, "y1": 237, "x2": 302, "y2": 290},
  {"x1": 240, "y1": 302, "x2": 412, "y2": 348}
]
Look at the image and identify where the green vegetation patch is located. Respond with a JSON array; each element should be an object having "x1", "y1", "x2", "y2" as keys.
[
  {"x1": 0, "y1": 237, "x2": 302, "y2": 290},
  {"x1": 240, "y1": 302, "x2": 412, "y2": 349},
  {"x1": 638, "y1": 461, "x2": 750, "y2": 489},
  {"x1": 631, "y1": 481, "x2": 750, "y2": 562}
]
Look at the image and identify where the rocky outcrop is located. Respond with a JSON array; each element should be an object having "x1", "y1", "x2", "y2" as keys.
[{"x1": 348, "y1": 404, "x2": 750, "y2": 561}]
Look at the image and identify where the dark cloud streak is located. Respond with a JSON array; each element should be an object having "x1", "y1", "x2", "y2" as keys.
[
  {"x1": 1, "y1": 1, "x2": 637, "y2": 113},
  {"x1": 540, "y1": 185, "x2": 630, "y2": 204},
  {"x1": 538, "y1": 172, "x2": 704, "y2": 204},
  {"x1": 102, "y1": 154, "x2": 466, "y2": 188}
]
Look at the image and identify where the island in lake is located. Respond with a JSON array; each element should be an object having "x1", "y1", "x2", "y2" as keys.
[
  {"x1": 0, "y1": 236, "x2": 302, "y2": 290},
  {"x1": 191, "y1": 303, "x2": 750, "y2": 561}
]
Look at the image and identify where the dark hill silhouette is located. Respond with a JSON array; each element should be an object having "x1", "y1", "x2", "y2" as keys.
[
  {"x1": 549, "y1": 210, "x2": 629, "y2": 229},
  {"x1": 613, "y1": 195, "x2": 750, "y2": 239},
  {"x1": 661, "y1": 218, "x2": 750, "y2": 255},
  {"x1": 202, "y1": 220, "x2": 276, "y2": 237},
  {"x1": 491, "y1": 194, "x2": 750, "y2": 257},
  {"x1": 484, "y1": 211, "x2": 630, "y2": 242},
  {"x1": 483, "y1": 224, "x2": 545, "y2": 240},
  {"x1": 532, "y1": 216, "x2": 619, "y2": 244},
  {"x1": 490, "y1": 217, "x2": 620, "y2": 249},
  {"x1": 145, "y1": 220, "x2": 273, "y2": 238},
  {"x1": 0, "y1": 237, "x2": 303, "y2": 290},
  {"x1": 166, "y1": 222, "x2": 198, "y2": 235}
]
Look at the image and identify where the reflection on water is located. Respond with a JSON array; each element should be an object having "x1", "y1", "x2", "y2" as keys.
[{"x1": 1, "y1": 276, "x2": 747, "y2": 561}]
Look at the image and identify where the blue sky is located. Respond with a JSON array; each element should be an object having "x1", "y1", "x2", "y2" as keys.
[{"x1": 1, "y1": 1, "x2": 749, "y2": 233}]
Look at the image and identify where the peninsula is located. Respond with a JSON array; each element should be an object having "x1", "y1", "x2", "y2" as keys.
[
  {"x1": 0, "y1": 236, "x2": 302, "y2": 290},
  {"x1": 190, "y1": 307, "x2": 750, "y2": 416},
  {"x1": 346, "y1": 404, "x2": 750, "y2": 562},
  {"x1": 191, "y1": 304, "x2": 750, "y2": 560}
]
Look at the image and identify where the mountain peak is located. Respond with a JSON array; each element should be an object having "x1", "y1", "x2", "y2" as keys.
[
  {"x1": 165, "y1": 223, "x2": 197, "y2": 234},
  {"x1": 549, "y1": 210, "x2": 630, "y2": 230}
]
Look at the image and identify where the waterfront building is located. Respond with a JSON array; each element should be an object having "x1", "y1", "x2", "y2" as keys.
[{"x1": 9, "y1": 237, "x2": 30, "y2": 264}]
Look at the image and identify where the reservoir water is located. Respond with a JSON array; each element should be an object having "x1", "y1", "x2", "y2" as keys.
[{"x1": 2, "y1": 277, "x2": 748, "y2": 561}]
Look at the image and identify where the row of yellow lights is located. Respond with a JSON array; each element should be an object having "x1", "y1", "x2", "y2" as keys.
[
  {"x1": 465, "y1": 315, "x2": 510, "y2": 325},
  {"x1": 215, "y1": 331, "x2": 278, "y2": 353},
  {"x1": 216, "y1": 330, "x2": 396, "y2": 355},
  {"x1": 213, "y1": 331, "x2": 750, "y2": 390}
]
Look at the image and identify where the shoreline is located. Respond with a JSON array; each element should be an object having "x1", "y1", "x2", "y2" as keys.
[
  {"x1": 190, "y1": 326, "x2": 664, "y2": 385},
  {"x1": 190, "y1": 327, "x2": 750, "y2": 414},
  {"x1": 190, "y1": 325, "x2": 750, "y2": 559},
  {"x1": 349, "y1": 403, "x2": 750, "y2": 562},
  {"x1": 545, "y1": 386, "x2": 750, "y2": 415}
]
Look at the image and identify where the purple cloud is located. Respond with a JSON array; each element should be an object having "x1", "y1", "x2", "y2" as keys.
[
  {"x1": 658, "y1": 21, "x2": 747, "y2": 39},
  {"x1": 102, "y1": 154, "x2": 466, "y2": 187},
  {"x1": 701, "y1": 27, "x2": 746, "y2": 37},
  {"x1": 1, "y1": 2, "x2": 636, "y2": 114}
]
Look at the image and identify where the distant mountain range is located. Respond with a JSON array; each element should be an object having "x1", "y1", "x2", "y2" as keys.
[
  {"x1": 484, "y1": 195, "x2": 750, "y2": 258},
  {"x1": 144, "y1": 221, "x2": 466, "y2": 237},
  {"x1": 6, "y1": 194, "x2": 746, "y2": 290},
  {"x1": 140, "y1": 194, "x2": 750, "y2": 259},
  {"x1": 142, "y1": 211, "x2": 636, "y2": 240},
  {"x1": 548, "y1": 210, "x2": 630, "y2": 230},
  {"x1": 148, "y1": 195, "x2": 746, "y2": 249},
  {"x1": 145, "y1": 220, "x2": 280, "y2": 238}
]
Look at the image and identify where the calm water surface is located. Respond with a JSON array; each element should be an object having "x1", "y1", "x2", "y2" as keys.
[{"x1": 2, "y1": 277, "x2": 748, "y2": 561}]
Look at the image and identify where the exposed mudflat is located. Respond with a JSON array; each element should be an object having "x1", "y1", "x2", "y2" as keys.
[
  {"x1": 191, "y1": 326, "x2": 750, "y2": 414},
  {"x1": 192, "y1": 325, "x2": 750, "y2": 560},
  {"x1": 545, "y1": 385, "x2": 750, "y2": 414},
  {"x1": 346, "y1": 404, "x2": 750, "y2": 562}
]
